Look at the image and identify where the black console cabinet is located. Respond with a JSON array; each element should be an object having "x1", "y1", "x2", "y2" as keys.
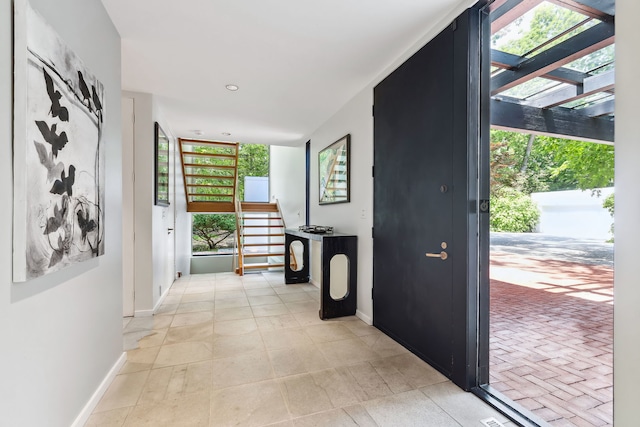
[{"x1": 284, "y1": 229, "x2": 357, "y2": 319}]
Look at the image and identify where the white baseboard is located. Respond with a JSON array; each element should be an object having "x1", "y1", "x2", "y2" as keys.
[
  {"x1": 134, "y1": 309, "x2": 154, "y2": 317},
  {"x1": 135, "y1": 280, "x2": 174, "y2": 317},
  {"x1": 356, "y1": 310, "x2": 372, "y2": 325},
  {"x1": 309, "y1": 279, "x2": 320, "y2": 288},
  {"x1": 152, "y1": 280, "x2": 173, "y2": 314},
  {"x1": 71, "y1": 352, "x2": 127, "y2": 427}
]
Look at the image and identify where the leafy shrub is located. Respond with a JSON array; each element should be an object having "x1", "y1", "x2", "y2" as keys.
[
  {"x1": 603, "y1": 193, "x2": 614, "y2": 242},
  {"x1": 490, "y1": 188, "x2": 540, "y2": 232}
]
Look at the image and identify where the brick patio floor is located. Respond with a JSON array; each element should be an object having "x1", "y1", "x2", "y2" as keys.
[{"x1": 490, "y1": 251, "x2": 613, "y2": 426}]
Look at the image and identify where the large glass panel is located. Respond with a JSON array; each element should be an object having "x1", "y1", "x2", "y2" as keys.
[
  {"x1": 492, "y1": 2, "x2": 595, "y2": 58},
  {"x1": 501, "y1": 77, "x2": 561, "y2": 99},
  {"x1": 561, "y1": 92, "x2": 614, "y2": 110},
  {"x1": 565, "y1": 45, "x2": 615, "y2": 73},
  {"x1": 192, "y1": 213, "x2": 236, "y2": 255}
]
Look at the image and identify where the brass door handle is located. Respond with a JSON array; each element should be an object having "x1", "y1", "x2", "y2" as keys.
[{"x1": 425, "y1": 251, "x2": 448, "y2": 260}]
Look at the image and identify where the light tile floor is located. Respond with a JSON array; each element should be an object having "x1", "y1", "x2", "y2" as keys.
[{"x1": 90, "y1": 272, "x2": 512, "y2": 427}]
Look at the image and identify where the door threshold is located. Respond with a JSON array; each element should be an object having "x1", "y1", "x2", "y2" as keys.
[{"x1": 471, "y1": 385, "x2": 551, "y2": 427}]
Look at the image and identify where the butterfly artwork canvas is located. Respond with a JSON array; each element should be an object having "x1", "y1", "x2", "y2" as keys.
[{"x1": 13, "y1": 0, "x2": 105, "y2": 282}]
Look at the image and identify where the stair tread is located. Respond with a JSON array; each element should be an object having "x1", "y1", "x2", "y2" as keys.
[
  {"x1": 244, "y1": 252, "x2": 285, "y2": 257},
  {"x1": 244, "y1": 263, "x2": 285, "y2": 269},
  {"x1": 242, "y1": 216, "x2": 283, "y2": 220}
]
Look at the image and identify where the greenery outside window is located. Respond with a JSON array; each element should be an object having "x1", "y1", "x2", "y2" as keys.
[{"x1": 192, "y1": 214, "x2": 236, "y2": 255}]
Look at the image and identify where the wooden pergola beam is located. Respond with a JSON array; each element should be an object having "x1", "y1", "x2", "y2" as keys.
[
  {"x1": 492, "y1": 49, "x2": 591, "y2": 85},
  {"x1": 490, "y1": 98, "x2": 614, "y2": 143},
  {"x1": 491, "y1": 0, "x2": 544, "y2": 34},
  {"x1": 547, "y1": 0, "x2": 614, "y2": 19}
]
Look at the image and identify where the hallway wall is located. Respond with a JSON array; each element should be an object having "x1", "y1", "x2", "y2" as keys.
[
  {"x1": 122, "y1": 91, "x2": 181, "y2": 315},
  {"x1": 614, "y1": 0, "x2": 640, "y2": 423},
  {"x1": 270, "y1": 145, "x2": 306, "y2": 229},
  {"x1": 0, "y1": 0, "x2": 123, "y2": 426}
]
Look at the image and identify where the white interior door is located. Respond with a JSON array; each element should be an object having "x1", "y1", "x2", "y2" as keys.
[
  {"x1": 166, "y1": 133, "x2": 176, "y2": 287},
  {"x1": 122, "y1": 97, "x2": 135, "y2": 316}
]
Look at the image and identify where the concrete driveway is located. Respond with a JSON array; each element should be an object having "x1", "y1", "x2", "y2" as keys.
[{"x1": 490, "y1": 232, "x2": 614, "y2": 267}]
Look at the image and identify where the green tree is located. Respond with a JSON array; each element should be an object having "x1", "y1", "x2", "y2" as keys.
[
  {"x1": 535, "y1": 136, "x2": 614, "y2": 191},
  {"x1": 237, "y1": 144, "x2": 269, "y2": 201},
  {"x1": 490, "y1": 130, "x2": 614, "y2": 194},
  {"x1": 192, "y1": 214, "x2": 236, "y2": 251}
]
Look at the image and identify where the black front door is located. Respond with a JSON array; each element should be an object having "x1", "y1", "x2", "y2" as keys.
[{"x1": 373, "y1": 8, "x2": 485, "y2": 389}]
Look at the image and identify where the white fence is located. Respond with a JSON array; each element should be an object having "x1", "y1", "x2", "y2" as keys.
[{"x1": 530, "y1": 188, "x2": 614, "y2": 240}]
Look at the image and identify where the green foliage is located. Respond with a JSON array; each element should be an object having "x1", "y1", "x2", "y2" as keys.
[
  {"x1": 537, "y1": 137, "x2": 614, "y2": 191},
  {"x1": 192, "y1": 214, "x2": 236, "y2": 251},
  {"x1": 603, "y1": 193, "x2": 614, "y2": 216},
  {"x1": 490, "y1": 130, "x2": 614, "y2": 194},
  {"x1": 490, "y1": 131, "x2": 551, "y2": 194},
  {"x1": 237, "y1": 144, "x2": 269, "y2": 201},
  {"x1": 490, "y1": 188, "x2": 541, "y2": 232},
  {"x1": 603, "y1": 193, "x2": 614, "y2": 242}
]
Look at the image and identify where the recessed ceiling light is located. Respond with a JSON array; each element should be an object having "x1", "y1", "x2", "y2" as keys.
[
  {"x1": 225, "y1": 84, "x2": 239, "y2": 91},
  {"x1": 222, "y1": 132, "x2": 231, "y2": 136},
  {"x1": 192, "y1": 130, "x2": 204, "y2": 136}
]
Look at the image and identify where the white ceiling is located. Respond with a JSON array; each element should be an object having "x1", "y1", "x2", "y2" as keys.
[{"x1": 101, "y1": 0, "x2": 463, "y2": 145}]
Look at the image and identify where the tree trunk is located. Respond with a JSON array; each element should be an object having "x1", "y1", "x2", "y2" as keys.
[{"x1": 521, "y1": 134, "x2": 535, "y2": 173}]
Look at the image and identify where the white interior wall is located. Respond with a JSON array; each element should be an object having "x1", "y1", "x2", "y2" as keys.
[
  {"x1": 308, "y1": 90, "x2": 374, "y2": 322},
  {"x1": 270, "y1": 145, "x2": 306, "y2": 228},
  {"x1": 122, "y1": 97, "x2": 135, "y2": 316},
  {"x1": 0, "y1": 0, "x2": 123, "y2": 425},
  {"x1": 174, "y1": 137, "x2": 191, "y2": 277},
  {"x1": 614, "y1": 0, "x2": 640, "y2": 423},
  {"x1": 151, "y1": 117, "x2": 175, "y2": 302},
  {"x1": 123, "y1": 90, "x2": 179, "y2": 314}
]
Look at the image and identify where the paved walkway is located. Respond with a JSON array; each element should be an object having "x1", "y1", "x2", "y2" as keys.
[{"x1": 490, "y1": 250, "x2": 613, "y2": 426}]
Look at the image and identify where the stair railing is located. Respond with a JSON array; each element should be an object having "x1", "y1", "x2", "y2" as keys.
[{"x1": 235, "y1": 198, "x2": 245, "y2": 275}]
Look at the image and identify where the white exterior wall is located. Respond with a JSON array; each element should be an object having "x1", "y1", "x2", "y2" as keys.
[
  {"x1": 0, "y1": 0, "x2": 123, "y2": 425},
  {"x1": 531, "y1": 188, "x2": 614, "y2": 240}
]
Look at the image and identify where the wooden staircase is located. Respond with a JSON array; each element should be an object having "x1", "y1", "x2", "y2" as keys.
[
  {"x1": 235, "y1": 200, "x2": 293, "y2": 275},
  {"x1": 178, "y1": 138, "x2": 294, "y2": 275},
  {"x1": 178, "y1": 138, "x2": 239, "y2": 213}
]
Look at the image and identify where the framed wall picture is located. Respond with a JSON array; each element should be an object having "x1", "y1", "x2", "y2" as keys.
[
  {"x1": 319, "y1": 134, "x2": 350, "y2": 205},
  {"x1": 13, "y1": 0, "x2": 106, "y2": 281},
  {"x1": 154, "y1": 122, "x2": 170, "y2": 206}
]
